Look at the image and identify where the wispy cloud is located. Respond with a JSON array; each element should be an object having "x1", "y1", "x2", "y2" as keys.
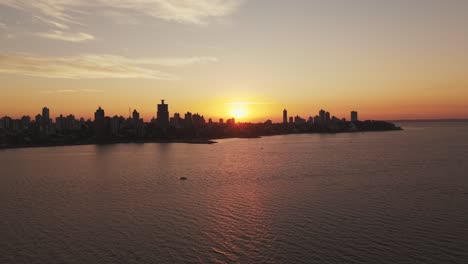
[
  {"x1": 0, "y1": 53, "x2": 217, "y2": 79},
  {"x1": 0, "y1": 0, "x2": 244, "y2": 26},
  {"x1": 41, "y1": 89, "x2": 103, "y2": 93},
  {"x1": 33, "y1": 16, "x2": 69, "y2": 30},
  {"x1": 36, "y1": 30, "x2": 94, "y2": 42}
]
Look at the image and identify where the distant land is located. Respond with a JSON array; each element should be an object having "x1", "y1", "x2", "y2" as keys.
[
  {"x1": 1, "y1": 101, "x2": 402, "y2": 149},
  {"x1": 389, "y1": 119, "x2": 468, "y2": 122}
]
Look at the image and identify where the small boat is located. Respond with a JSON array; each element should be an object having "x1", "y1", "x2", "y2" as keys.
[{"x1": 180, "y1": 177, "x2": 188, "y2": 180}]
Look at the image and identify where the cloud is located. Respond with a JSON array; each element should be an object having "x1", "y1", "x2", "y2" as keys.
[
  {"x1": 0, "y1": 53, "x2": 217, "y2": 79},
  {"x1": 33, "y1": 16, "x2": 69, "y2": 29},
  {"x1": 80, "y1": 88, "x2": 103, "y2": 93},
  {"x1": 0, "y1": 0, "x2": 244, "y2": 26},
  {"x1": 0, "y1": 22, "x2": 6, "y2": 29},
  {"x1": 36, "y1": 30, "x2": 94, "y2": 42},
  {"x1": 41, "y1": 89, "x2": 103, "y2": 93}
]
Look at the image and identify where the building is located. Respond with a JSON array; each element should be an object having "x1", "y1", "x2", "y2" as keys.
[
  {"x1": 94, "y1": 107, "x2": 106, "y2": 140},
  {"x1": 184, "y1": 112, "x2": 193, "y2": 128},
  {"x1": 289, "y1": 116, "x2": 293, "y2": 124},
  {"x1": 283, "y1": 109, "x2": 288, "y2": 124},
  {"x1": 170, "y1": 113, "x2": 183, "y2": 128},
  {"x1": 192, "y1": 113, "x2": 205, "y2": 127},
  {"x1": 294, "y1": 116, "x2": 306, "y2": 125},
  {"x1": 21, "y1": 116, "x2": 31, "y2": 128},
  {"x1": 325, "y1": 112, "x2": 331, "y2": 122},
  {"x1": 42, "y1": 107, "x2": 50, "y2": 125},
  {"x1": 319, "y1": 109, "x2": 326, "y2": 123},
  {"x1": 110, "y1": 116, "x2": 121, "y2": 136},
  {"x1": 132, "y1": 110, "x2": 140, "y2": 122},
  {"x1": 157, "y1": 100, "x2": 169, "y2": 128},
  {"x1": 351, "y1": 111, "x2": 358, "y2": 123},
  {"x1": 56, "y1": 115, "x2": 65, "y2": 131}
]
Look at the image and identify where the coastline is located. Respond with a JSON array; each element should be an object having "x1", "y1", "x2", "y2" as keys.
[{"x1": 0, "y1": 127, "x2": 402, "y2": 150}]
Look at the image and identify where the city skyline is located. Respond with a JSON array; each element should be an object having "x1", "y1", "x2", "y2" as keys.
[
  {"x1": 1, "y1": 1, "x2": 468, "y2": 120},
  {"x1": 0, "y1": 101, "x2": 359, "y2": 125}
]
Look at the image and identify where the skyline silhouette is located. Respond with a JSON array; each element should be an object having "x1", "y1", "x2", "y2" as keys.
[{"x1": 1, "y1": 99, "x2": 403, "y2": 148}]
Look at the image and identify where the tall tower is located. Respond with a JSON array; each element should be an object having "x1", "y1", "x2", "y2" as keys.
[
  {"x1": 42, "y1": 107, "x2": 50, "y2": 125},
  {"x1": 351, "y1": 111, "x2": 358, "y2": 123},
  {"x1": 94, "y1": 107, "x2": 106, "y2": 140},
  {"x1": 132, "y1": 109, "x2": 140, "y2": 122},
  {"x1": 319, "y1": 109, "x2": 326, "y2": 123},
  {"x1": 157, "y1": 99, "x2": 169, "y2": 128},
  {"x1": 283, "y1": 109, "x2": 288, "y2": 124}
]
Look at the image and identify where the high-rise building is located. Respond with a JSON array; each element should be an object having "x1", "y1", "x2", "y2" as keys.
[
  {"x1": 94, "y1": 107, "x2": 106, "y2": 140},
  {"x1": 132, "y1": 109, "x2": 140, "y2": 122},
  {"x1": 95, "y1": 107, "x2": 105, "y2": 121},
  {"x1": 21, "y1": 116, "x2": 31, "y2": 128},
  {"x1": 325, "y1": 112, "x2": 331, "y2": 122},
  {"x1": 289, "y1": 117, "x2": 293, "y2": 124},
  {"x1": 351, "y1": 111, "x2": 358, "y2": 123},
  {"x1": 319, "y1": 109, "x2": 326, "y2": 123},
  {"x1": 56, "y1": 115, "x2": 65, "y2": 131},
  {"x1": 110, "y1": 116, "x2": 120, "y2": 136},
  {"x1": 192, "y1": 113, "x2": 206, "y2": 127},
  {"x1": 283, "y1": 109, "x2": 288, "y2": 124},
  {"x1": 42, "y1": 107, "x2": 50, "y2": 125},
  {"x1": 184, "y1": 112, "x2": 193, "y2": 128},
  {"x1": 171, "y1": 113, "x2": 183, "y2": 128},
  {"x1": 157, "y1": 100, "x2": 169, "y2": 128}
]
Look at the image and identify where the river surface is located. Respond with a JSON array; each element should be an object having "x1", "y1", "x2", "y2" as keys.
[{"x1": 1, "y1": 121, "x2": 467, "y2": 264}]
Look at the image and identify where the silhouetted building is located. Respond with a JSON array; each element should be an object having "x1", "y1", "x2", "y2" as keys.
[
  {"x1": 35, "y1": 114, "x2": 42, "y2": 124},
  {"x1": 21, "y1": 116, "x2": 31, "y2": 128},
  {"x1": 314, "y1": 115, "x2": 320, "y2": 124},
  {"x1": 192, "y1": 113, "x2": 205, "y2": 127},
  {"x1": 133, "y1": 110, "x2": 140, "y2": 122},
  {"x1": 295, "y1": 116, "x2": 306, "y2": 125},
  {"x1": 325, "y1": 112, "x2": 331, "y2": 122},
  {"x1": 110, "y1": 116, "x2": 120, "y2": 136},
  {"x1": 94, "y1": 107, "x2": 106, "y2": 140},
  {"x1": 184, "y1": 112, "x2": 193, "y2": 128},
  {"x1": 289, "y1": 117, "x2": 293, "y2": 124},
  {"x1": 170, "y1": 113, "x2": 183, "y2": 128},
  {"x1": 0, "y1": 116, "x2": 12, "y2": 130},
  {"x1": 42, "y1": 107, "x2": 50, "y2": 125},
  {"x1": 319, "y1": 109, "x2": 326, "y2": 123},
  {"x1": 283, "y1": 109, "x2": 288, "y2": 124},
  {"x1": 56, "y1": 115, "x2": 65, "y2": 131},
  {"x1": 351, "y1": 111, "x2": 358, "y2": 123},
  {"x1": 219, "y1": 118, "x2": 224, "y2": 124},
  {"x1": 157, "y1": 100, "x2": 169, "y2": 129}
]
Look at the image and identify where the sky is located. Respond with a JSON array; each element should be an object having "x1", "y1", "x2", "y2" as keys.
[{"x1": 1, "y1": 0, "x2": 467, "y2": 122}]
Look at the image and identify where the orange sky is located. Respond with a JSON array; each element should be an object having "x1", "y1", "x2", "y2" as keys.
[{"x1": 1, "y1": 0, "x2": 468, "y2": 121}]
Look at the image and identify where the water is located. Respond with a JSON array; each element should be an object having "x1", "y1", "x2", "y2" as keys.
[{"x1": 1, "y1": 121, "x2": 467, "y2": 264}]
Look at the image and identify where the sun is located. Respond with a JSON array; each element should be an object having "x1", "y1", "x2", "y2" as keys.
[{"x1": 230, "y1": 105, "x2": 248, "y2": 120}]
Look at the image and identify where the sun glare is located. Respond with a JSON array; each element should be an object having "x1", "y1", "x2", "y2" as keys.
[{"x1": 230, "y1": 105, "x2": 248, "y2": 120}]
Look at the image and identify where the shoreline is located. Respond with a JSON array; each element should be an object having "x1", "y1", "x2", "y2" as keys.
[{"x1": 0, "y1": 127, "x2": 402, "y2": 150}]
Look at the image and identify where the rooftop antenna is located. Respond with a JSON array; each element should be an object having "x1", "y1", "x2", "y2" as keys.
[{"x1": 129, "y1": 107, "x2": 131, "y2": 118}]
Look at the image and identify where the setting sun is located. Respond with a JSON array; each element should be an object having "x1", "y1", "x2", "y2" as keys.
[{"x1": 229, "y1": 104, "x2": 249, "y2": 120}]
